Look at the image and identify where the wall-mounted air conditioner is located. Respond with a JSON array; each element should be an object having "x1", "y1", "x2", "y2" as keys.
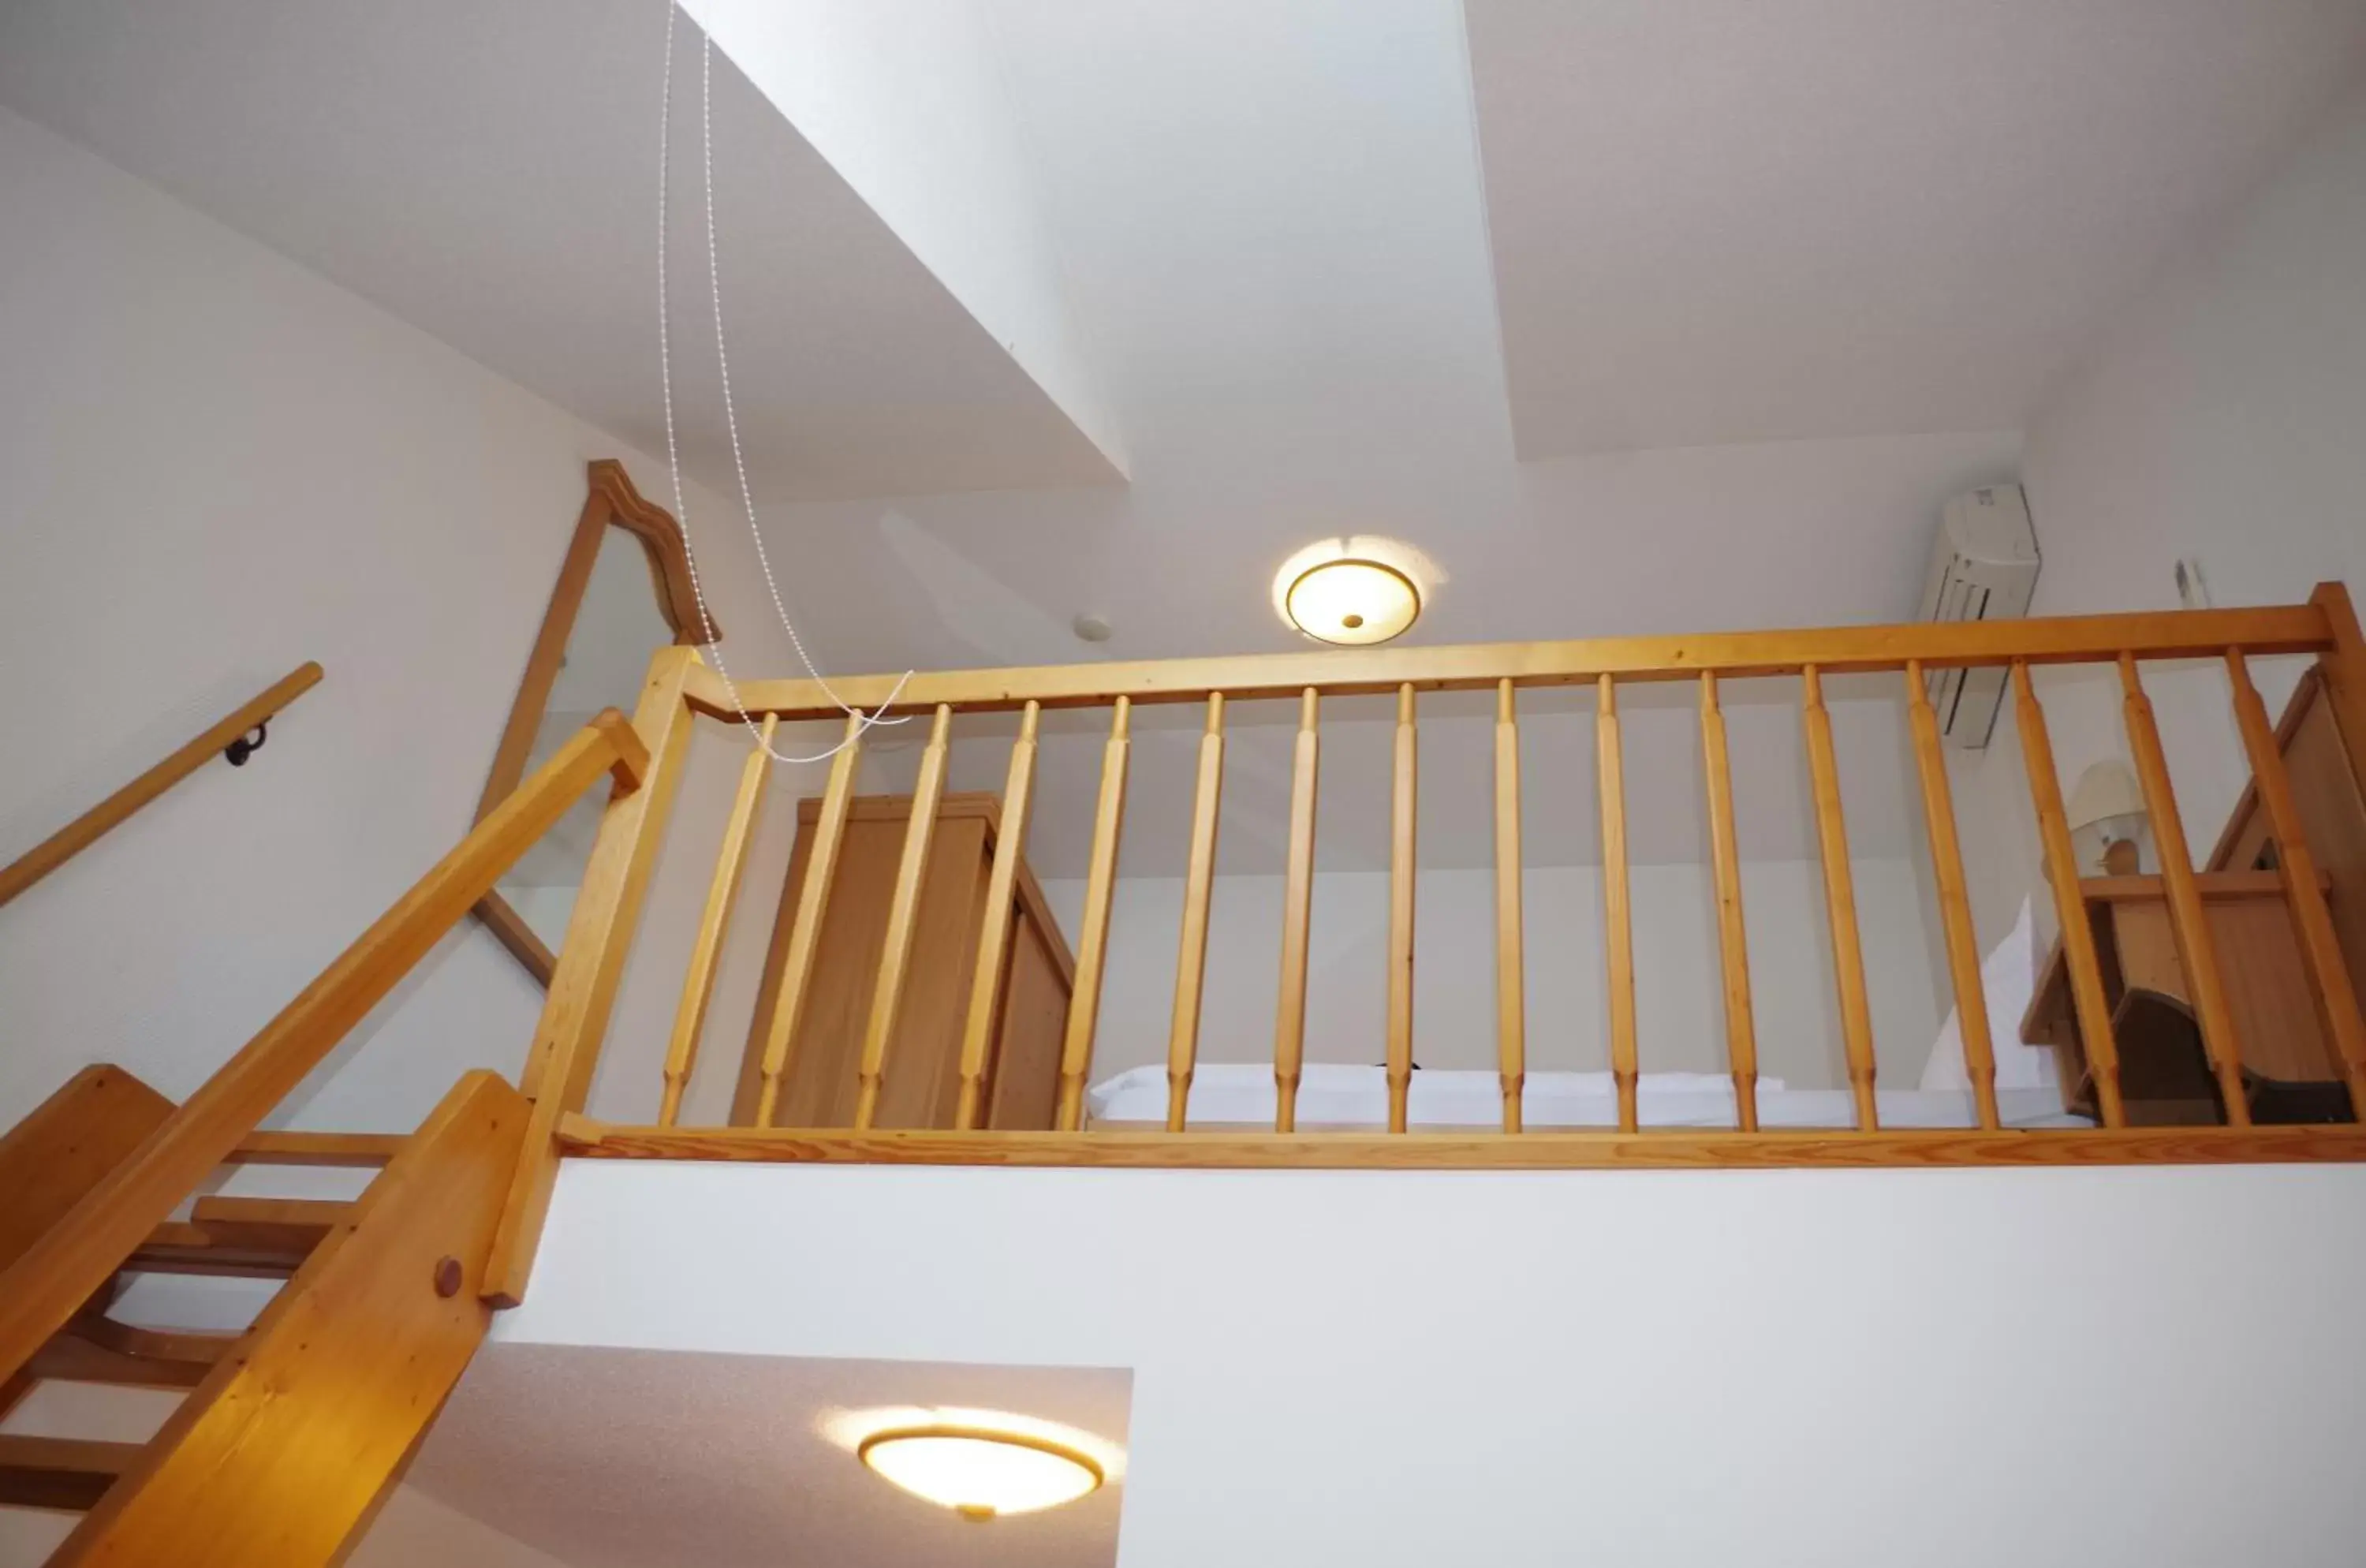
[{"x1": 1916, "y1": 483, "x2": 2039, "y2": 749}]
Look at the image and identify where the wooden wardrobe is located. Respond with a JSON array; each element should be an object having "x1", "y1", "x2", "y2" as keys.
[{"x1": 729, "y1": 793, "x2": 1076, "y2": 1130}]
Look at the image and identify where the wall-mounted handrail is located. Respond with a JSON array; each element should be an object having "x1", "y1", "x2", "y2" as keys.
[
  {"x1": 0, "y1": 710, "x2": 647, "y2": 1383},
  {"x1": 0, "y1": 662, "x2": 323, "y2": 912}
]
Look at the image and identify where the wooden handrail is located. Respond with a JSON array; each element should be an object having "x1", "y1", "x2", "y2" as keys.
[
  {"x1": 688, "y1": 603, "x2": 2331, "y2": 719},
  {"x1": 0, "y1": 710, "x2": 647, "y2": 1383},
  {"x1": 0, "y1": 662, "x2": 323, "y2": 912}
]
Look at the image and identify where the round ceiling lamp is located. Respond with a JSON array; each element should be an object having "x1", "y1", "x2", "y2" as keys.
[
  {"x1": 857, "y1": 1424, "x2": 1105, "y2": 1521},
  {"x1": 1273, "y1": 537, "x2": 1432, "y2": 646}
]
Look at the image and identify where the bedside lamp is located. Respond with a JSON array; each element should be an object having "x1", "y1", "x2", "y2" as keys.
[{"x1": 2066, "y1": 759, "x2": 2149, "y2": 877}]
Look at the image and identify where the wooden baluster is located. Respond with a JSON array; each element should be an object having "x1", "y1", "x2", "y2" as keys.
[
  {"x1": 1909, "y1": 660, "x2": 2004, "y2": 1130},
  {"x1": 658, "y1": 713, "x2": 778, "y2": 1126},
  {"x1": 1274, "y1": 689, "x2": 1320, "y2": 1133},
  {"x1": 752, "y1": 712, "x2": 864, "y2": 1127},
  {"x1": 2226, "y1": 649, "x2": 2366, "y2": 1118},
  {"x1": 2011, "y1": 663, "x2": 2124, "y2": 1128},
  {"x1": 1801, "y1": 667, "x2": 1879, "y2": 1131},
  {"x1": 1494, "y1": 681, "x2": 1526, "y2": 1133},
  {"x1": 853, "y1": 704, "x2": 954, "y2": 1130},
  {"x1": 955, "y1": 702, "x2": 1042, "y2": 1130},
  {"x1": 1699, "y1": 672, "x2": 1758, "y2": 1131},
  {"x1": 1056, "y1": 700, "x2": 1131, "y2": 1131},
  {"x1": 1387, "y1": 684, "x2": 1419, "y2": 1133},
  {"x1": 1597, "y1": 675, "x2": 1640, "y2": 1132},
  {"x1": 1166, "y1": 696, "x2": 1227, "y2": 1130},
  {"x1": 2119, "y1": 654, "x2": 2251, "y2": 1125}
]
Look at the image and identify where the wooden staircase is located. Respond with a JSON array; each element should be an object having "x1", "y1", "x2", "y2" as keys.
[
  {"x1": 0, "y1": 704, "x2": 658, "y2": 1566},
  {"x1": 0, "y1": 1064, "x2": 524, "y2": 1565}
]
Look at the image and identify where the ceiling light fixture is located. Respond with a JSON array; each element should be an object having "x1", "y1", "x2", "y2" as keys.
[
  {"x1": 857, "y1": 1424, "x2": 1105, "y2": 1521},
  {"x1": 1273, "y1": 537, "x2": 1431, "y2": 646}
]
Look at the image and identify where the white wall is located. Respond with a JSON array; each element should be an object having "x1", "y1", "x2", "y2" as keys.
[
  {"x1": 1947, "y1": 82, "x2": 2366, "y2": 946},
  {"x1": 0, "y1": 105, "x2": 801, "y2": 1132},
  {"x1": 512, "y1": 1159, "x2": 2366, "y2": 1566},
  {"x1": 1043, "y1": 858, "x2": 1943, "y2": 1092}
]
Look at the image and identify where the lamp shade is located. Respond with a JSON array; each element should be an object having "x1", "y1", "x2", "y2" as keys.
[{"x1": 2065, "y1": 759, "x2": 2144, "y2": 831}]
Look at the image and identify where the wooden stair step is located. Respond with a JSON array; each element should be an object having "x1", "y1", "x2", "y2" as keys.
[
  {"x1": 28, "y1": 1316, "x2": 233, "y2": 1391},
  {"x1": 0, "y1": 1435, "x2": 144, "y2": 1513},
  {"x1": 226, "y1": 1130, "x2": 405, "y2": 1167},
  {"x1": 120, "y1": 1197, "x2": 353, "y2": 1279}
]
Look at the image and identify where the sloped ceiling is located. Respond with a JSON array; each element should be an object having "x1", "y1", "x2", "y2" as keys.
[
  {"x1": 1465, "y1": 0, "x2": 2366, "y2": 457},
  {"x1": 0, "y1": 0, "x2": 1124, "y2": 501}
]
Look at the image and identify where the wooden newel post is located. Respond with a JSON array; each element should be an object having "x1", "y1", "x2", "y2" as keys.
[{"x1": 483, "y1": 645, "x2": 700, "y2": 1306}]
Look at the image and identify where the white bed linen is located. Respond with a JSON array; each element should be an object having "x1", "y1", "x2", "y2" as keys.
[{"x1": 1084, "y1": 1062, "x2": 2089, "y2": 1129}]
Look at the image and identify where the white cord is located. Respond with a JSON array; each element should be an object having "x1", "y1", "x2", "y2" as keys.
[{"x1": 657, "y1": 1, "x2": 910, "y2": 763}]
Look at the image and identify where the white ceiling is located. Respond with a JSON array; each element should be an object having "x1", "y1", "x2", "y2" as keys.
[
  {"x1": 0, "y1": 0, "x2": 1121, "y2": 501},
  {"x1": 1467, "y1": 0, "x2": 2366, "y2": 457},
  {"x1": 397, "y1": 1345, "x2": 1129, "y2": 1568},
  {"x1": 8, "y1": 0, "x2": 2356, "y2": 875}
]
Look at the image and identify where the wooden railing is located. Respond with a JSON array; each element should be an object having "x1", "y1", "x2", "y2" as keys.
[
  {"x1": 0, "y1": 661, "x2": 323, "y2": 912},
  {"x1": 0, "y1": 709, "x2": 647, "y2": 1379},
  {"x1": 530, "y1": 586, "x2": 2366, "y2": 1200}
]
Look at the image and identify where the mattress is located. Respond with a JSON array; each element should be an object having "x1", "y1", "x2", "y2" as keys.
[{"x1": 1084, "y1": 1062, "x2": 2090, "y2": 1130}]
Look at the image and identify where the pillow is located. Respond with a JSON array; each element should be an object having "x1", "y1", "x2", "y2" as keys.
[{"x1": 1920, "y1": 898, "x2": 2058, "y2": 1092}]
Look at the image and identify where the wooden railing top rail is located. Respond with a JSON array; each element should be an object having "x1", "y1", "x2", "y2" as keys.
[
  {"x1": 685, "y1": 601, "x2": 2334, "y2": 721},
  {"x1": 0, "y1": 711, "x2": 647, "y2": 1383},
  {"x1": 0, "y1": 661, "x2": 323, "y2": 912}
]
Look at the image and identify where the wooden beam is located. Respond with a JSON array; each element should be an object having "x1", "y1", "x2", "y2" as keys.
[
  {"x1": 0, "y1": 663, "x2": 323, "y2": 912},
  {"x1": 50, "y1": 1072, "x2": 528, "y2": 1568},
  {"x1": 471, "y1": 890, "x2": 556, "y2": 988},
  {"x1": 692, "y1": 603, "x2": 2332, "y2": 719},
  {"x1": 555, "y1": 1120, "x2": 2366, "y2": 1170}
]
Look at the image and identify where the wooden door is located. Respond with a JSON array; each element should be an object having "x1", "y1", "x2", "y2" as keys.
[
  {"x1": 987, "y1": 915, "x2": 1069, "y2": 1130},
  {"x1": 730, "y1": 794, "x2": 1077, "y2": 1129}
]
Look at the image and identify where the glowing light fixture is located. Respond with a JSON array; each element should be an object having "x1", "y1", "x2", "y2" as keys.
[
  {"x1": 1274, "y1": 537, "x2": 1431, "y2": 646},
  {"x1": 857, "y1": 1424, "x2": 1104, "y2": 1521}
]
